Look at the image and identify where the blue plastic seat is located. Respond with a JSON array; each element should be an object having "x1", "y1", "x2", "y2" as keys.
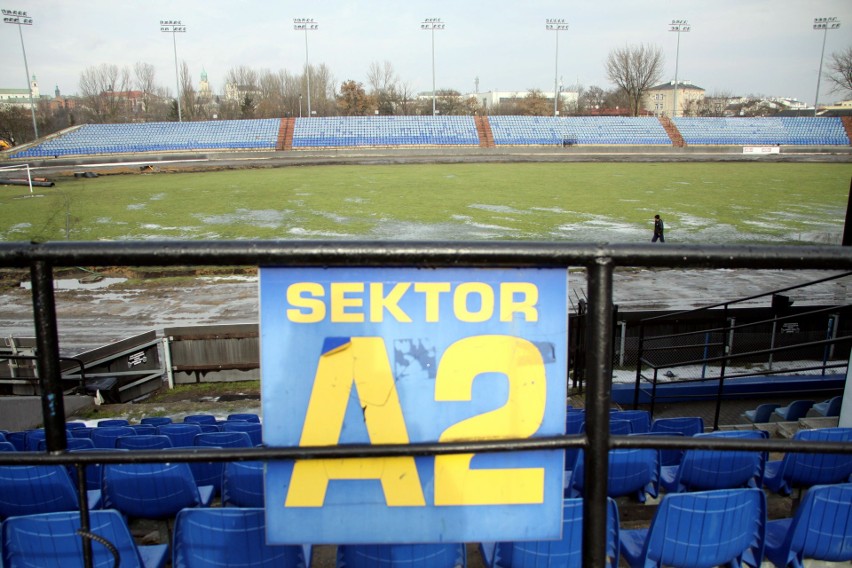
[
  {"x1": 611, "y1": 410, "x2": 651, "y2": 433},
  {"x1": 572, "y1": 447, "x2": 659, "y2": 503},
  {"x1": 227, "y1": 413, "x2": 260, "y2": 423},
  {"x1": 812, "y1": 396, "x2": 842, "y2": 417},
  {"x1": 221, "y1": 421, "x2": 262, "y2": 445},
  {"x1": 337, "y1": 542, "x2": 466, "y2": 567},
  {"x1": 91, "y1": 426, "x2": 137, "y2": 449},
  {"x1": 565, "y1": 410, "x2": 585, "y2": 435},
  {"x1": 763, "y1": 427, "x2": 852, "y2": 495},
  {"x1": 103, "y1": 460, "x2": 214, "y2": 519},
  {"x1": 128, "y1": 424, "x2": 157, "y2": 436},
  {"x1": 172, "y1": 507, "x2": 307, "y2": 568},
  {"x1": 97, "y1": 419, "x2": 130, "y2": 428},
  {"x1": 140, "y1": 416, "x2": 173, "y2": 427},
  {"x1": 620, "y1": 488, "x2": 766, "y2": 568},
  {"x1": 116, "y1": 434, "x2": 174, "y2": 450},
  {"x1": 184, "y1": 414, "x2": 218, "y2": 425},
  {"x1": 2, "y1": 509, "x2": 168, "y2": 568},
  {"x1": 222, "y1": 461, "x2": 265, "y2": 507},
  {"x1": 157, "y1": 423, "x2": 203, "y2": 447},
  {"x1": 650, "y1": 416, "x2": 704, "y2": 466},
  {"x1": 0, "y1": 441, "x2": 15, "y2": 452},
  {"x1": 193, "y1": 431, "x2": 252, "y2": 448},
  {"x1": 743, "y1": 403, "x2": 781, "y2": 423},
  {"x1": 0, "y1": 464, "x2": 102, "y2": 519},
  {"x1": 765, "y1": 482, "x2": 852, "y2": 567},
  {"x1": 773, "y1": 400, "x2": 815, "y2": 422},
  {"x1": 660, "y1": 430, "x2": 767, "y2": 493},
  {"x1": 487, "y1": 497, "x2": 619, "y2": 567}
]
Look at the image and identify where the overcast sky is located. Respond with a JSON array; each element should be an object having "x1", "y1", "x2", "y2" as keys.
[{"x1": 2, "y1": 0, "x2": 851, "y2": 106}]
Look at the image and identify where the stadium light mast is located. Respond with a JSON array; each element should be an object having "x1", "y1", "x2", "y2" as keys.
[
  {"x1": 160, "y1": 19, "x2": 187, "y2": 122},
  {"x1": 668, "y1": 19, "x2": 690, "y2": 118},
  {"x1": 3, "y1": 8, "x2": 38, "y2": 138},
  {"x1": 813, "y1": 17, "x2": 841, "y2": 117},
  {"x1": 294, "y1": 18, "x2": 318, "y2": 118},
  {"x1": 421, "y1": 18, "x2": 445, "y2": 115},
  {"x1": 546, "y1": 19, "x2": 569, "y2": 117}
]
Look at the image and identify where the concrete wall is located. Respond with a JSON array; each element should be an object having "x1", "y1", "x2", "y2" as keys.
[{"x1": 0, "y1": 395, "x2": 92, "y2": 431}]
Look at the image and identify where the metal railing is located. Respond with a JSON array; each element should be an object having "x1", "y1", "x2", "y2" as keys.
[{"x1": 1, "y1": 240, "x2": 852, "y2": 567}]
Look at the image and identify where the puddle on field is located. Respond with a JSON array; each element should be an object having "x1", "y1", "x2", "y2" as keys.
[{"x1": 20, "y1": 277, "x2": 127, "y2": 290}]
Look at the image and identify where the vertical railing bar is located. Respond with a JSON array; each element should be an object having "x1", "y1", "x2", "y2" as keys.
[
  {"x1": 74, "y1": 463, "x2": 94, "y2": 568},
  {"x1": 30, "y1": 260, "x2": 67, "y2": 453},
  {"x1": 582, "y1": 257, "x2": 614, "y2": 567}
]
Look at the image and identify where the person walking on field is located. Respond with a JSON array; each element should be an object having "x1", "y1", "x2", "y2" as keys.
[{"x1": 652, "y1": 214, "x2": 665, "y2": 243}]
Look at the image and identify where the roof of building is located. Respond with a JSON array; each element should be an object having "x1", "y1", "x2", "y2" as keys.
[{"x1": 649, "y1": 80, "x2": 705, "y2": 92}]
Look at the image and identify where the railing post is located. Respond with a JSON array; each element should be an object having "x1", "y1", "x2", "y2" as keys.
[
  {"x1": 633, "y1": 322, "x2": 645, "y2": 409},
  {"x1": 582, "y1": 257, "x2": 613, "y2": 567},
  {"x1": 30, "y1": 260, "x2": 67, "y2": 452}
]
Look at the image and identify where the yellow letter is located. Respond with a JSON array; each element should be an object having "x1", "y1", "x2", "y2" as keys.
[
  {"x1": 286, "y1": 282, "x2": 326, "y2": 323},
  {"x1": 453, "y1": 282, "x2": 495, "y2": 323},
  {"x1": 413, "y1": 282, "x2": 451, "y2": 322},
  {"x1": 329, "y1": 282, "x2": 365, "y2": 323},
  {"x1": 500, "y1": 282, "x2": 539, "y2": 322},
  {"x1": 285, "y1": 337, "x2": 426, "y2": 507},
  {"x1": 369, "y1": 282, "x2": 412, "y2": 323},
  {"x1": 434, "y1": 335, "x2": 546, "y2": 505}
]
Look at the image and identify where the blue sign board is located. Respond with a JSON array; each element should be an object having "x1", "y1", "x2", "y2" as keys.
[{"x1": 260, "y1": 267, "x2": 568, "y2": 544}]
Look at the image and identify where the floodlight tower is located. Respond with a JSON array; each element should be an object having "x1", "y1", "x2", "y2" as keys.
[
  {"x1": 421, "y1": 18, "x2": 445, "y2": 115},
  {"x1": 160, "y1": 19, "x2": 187, "y2": 122},
  {"x1": 294, "y1": 18, "x2": 319, "y2": 117},
  {"x1": 2, "y1": 8, "x2": 38, "y2": 137},
  {"x1": 813, "y1": 17, "x2": 841, "y2": 117},
  {"x1": 546, "y1": 19, "x2": 569, "y2": 116},
  {"x1": 668, "y1": 19, "x2": 690, "y2": 118}
]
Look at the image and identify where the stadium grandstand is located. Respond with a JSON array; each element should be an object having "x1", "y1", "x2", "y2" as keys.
[{"x1": 5, "y1": 115, "x2": 851, "y2": 158}]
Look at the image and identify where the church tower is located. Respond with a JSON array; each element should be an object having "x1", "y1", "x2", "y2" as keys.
[
  {"x1": 30, "y1": 74, "x2": 39, "y2": 98},
  {"x1": 199, "y1": 69, "x2": 211, "y2": 100}
]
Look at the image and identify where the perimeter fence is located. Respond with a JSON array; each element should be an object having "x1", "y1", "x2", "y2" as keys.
[{"x1": 1, "y1": 240, "x2": 851, "y2": 567}]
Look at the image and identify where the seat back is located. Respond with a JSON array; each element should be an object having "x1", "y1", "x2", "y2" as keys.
[
  {"x1": 140, "y1": 416, "x2": 173, "y2": 427},
  {"x1": 194, "y1": 431, "x2": 252, "y2": 448},
  {"x1": 675, "y1": 430, "x2": 766, "y2": 491},
  {"x1": 790, "y1": 483, "x2": 852, "y2": 562},
  {"x1": 97, "y1": 419, "x2": 130, "y2": 428},
  {"x1": 611, "y1": 410, "x2": 650, "y2": 433},
  {"x1": 103, "y1": 461, "x2": 205, "y2": 519},
  {"x1": 91, "y1": 426, "x2": 137, "y2": 449},
  {"x1": 116, "y1": 434, "x2": 174, "y2": 450},
  {"x1": 565, "y1": 411, "x2": 585, "y2": 435},
  {"x1": 222, "y1": 461, "x2": 265, "y2": 507},
  {"x1": 221, "y1": 421, "x2": 262, "y2": 445},
  {"x1": 493, "y1": 497, "x2": 619, "y2": 567},
  {"x1": 1, "y1": 510, "x2": 153, "y2": 568},
  {"x1": 781, "y1": 428, "x2": 852, "y2": 489},
  {"x1": 337, "y1": 543, "x2": 466, "y2": 568},
  {"x1": 573, "y1": 448, "x2": 659, "y2": 502},
  {"x1": 641, "y1": 488, "x2": 765, "y2": 568},
  {"x1": 227, "y1": 413, "x2": 260, "y2": 423},
  {"x1": 183, "y1": 414, "x2": 218, "y2": 425},
  {"x1": 650, "y1": 417, "x2": 705, "y2": 466},
  {"x1": 172, "y1": 508, "x2": 305, "y2": 568},
  {"x1": 775, "y1": 400, "x2": 815, "y2": 421},
  {"x1": 0, "y1": 441, "x2": 16, "y2": 452},
  {"x1": 157, "y1": 423, "x2": 203, "y2": 447},
  {"x1": 0, "y1": 465, "x2": 79, "y2": 519}
]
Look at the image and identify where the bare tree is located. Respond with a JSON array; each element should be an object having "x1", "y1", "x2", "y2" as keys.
[
  {"x1": 179, "y1": 61, "x2": 197, "y2": 120},
  {"x1": 367, "y1": 60, "x2": 399, "y2": 115},
  {"x1": 605, "y1": 43, "x2": 665, "y2": 116},
  {"x1": 78, "y1": 64, "x2": 132, "y2": 123},
  {"x1": 826, "y1": 45, "x2": 852, "y2": 96}
]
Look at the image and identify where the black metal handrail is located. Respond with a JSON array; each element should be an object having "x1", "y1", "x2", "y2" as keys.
[{"x1": 1, "y1": 240, "x2": 852, "y2": 568}]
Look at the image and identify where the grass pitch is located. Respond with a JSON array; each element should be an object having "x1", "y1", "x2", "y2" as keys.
[{"x1": 1, "y1": 162, "x2": 850, "y2": 244}]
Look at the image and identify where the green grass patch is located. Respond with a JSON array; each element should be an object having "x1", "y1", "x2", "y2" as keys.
[{"x1": 1, "y1": 162, "x2": 850, "y2": 244}]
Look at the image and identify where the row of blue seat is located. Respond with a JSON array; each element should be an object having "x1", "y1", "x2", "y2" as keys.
[
  {"x1": 9, "y1": 116, "x2": 849, "y2": 157},
  {"x1": 2, "y1": 485, "x2": 850, "y2": 567}
]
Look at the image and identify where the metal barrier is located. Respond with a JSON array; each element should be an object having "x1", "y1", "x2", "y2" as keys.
[{"x1": 1, "y1": 240, "x2": 852, "y2": 567}]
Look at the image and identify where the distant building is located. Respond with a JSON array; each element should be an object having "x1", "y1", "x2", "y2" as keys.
[
  {"x1": 0, "y1": 74, "x2": 49, "y2": 109},
  {"x1": 224, "y1": 82, "x2": 260, "y2": 103},
  {"x1": 643, "y1": 80, "x2": 705, "y2": 117}
]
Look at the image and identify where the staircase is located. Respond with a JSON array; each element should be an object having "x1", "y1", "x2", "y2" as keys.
[
  {"x1": 658, "y1": 115, "x2": 686, "y2": 148},
  {"x1": 841, "y1": 116, "x2": 852, "y2": 145},
  {"x1": 475, "y1": 116, "x2": 496, "y2": 148},
  {"x1": 278, "y1": 118, "x2": 296, "y2": 151}
]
